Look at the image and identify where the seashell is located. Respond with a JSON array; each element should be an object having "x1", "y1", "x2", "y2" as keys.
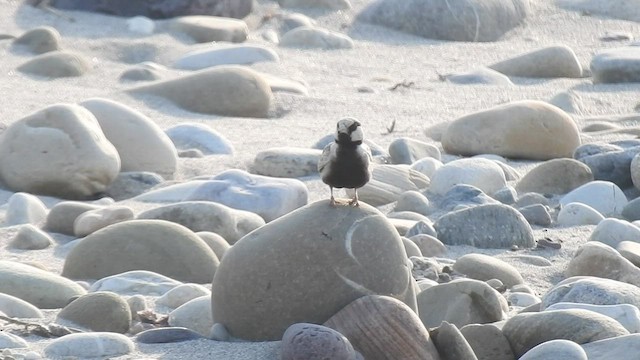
[
  {"x1": 347, "y1": 165, "x2": 430, "y2": 206},
  {"x1": 324, "y1": 295, "x2": 440, "y2": 360}
]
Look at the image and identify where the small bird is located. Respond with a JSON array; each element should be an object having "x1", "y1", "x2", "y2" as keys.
[{"x1": 318, "y1": 117, "x2": 372, "y2": 206}]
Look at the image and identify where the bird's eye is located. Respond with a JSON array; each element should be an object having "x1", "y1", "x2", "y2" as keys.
[{"x1": 348, "y1": 122, "x2": 358, "y2": 132}]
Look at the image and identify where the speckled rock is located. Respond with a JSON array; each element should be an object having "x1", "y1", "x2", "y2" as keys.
[
  {"x1": 434, "y1": 203, "x2": 535, "y2": 249},
  {"x1": 281, "y1": 323, "x2": 359, "y2": 360},
  {"x1": 541, "y1": 276, "x2": 640, "y2": 310}
]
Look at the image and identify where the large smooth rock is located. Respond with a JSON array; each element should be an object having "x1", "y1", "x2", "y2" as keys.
[
  {"x1": 0, "y1": 104, "x2": 120, "y2": 199},
  {"x1": 80, "y1": 98, "x2": 178, "y2": 178},
  {"x1": 453, "y1": 253, "x2": 524, "y2": 287},
  {"x1": 516, "y1": 158, "x2": 593, "y2": 195},
  {"x1": 429, "y1": 158, "x2": 506, "y2": 196},
  {"x1": 417, "y1": 279, "x2": 508, "y2": 328},
  {"x1": 212, "y1": 201, "x2": 415, "y2": 341},
  {"x1": 252, "y1": 147, "x2": 322, "y2": 178},
  {"x1": 591, "y1": 47, "x2": 640, "y2": 84},
  {"x1": 434, "y1": 203, "x2": 535, "y2": 249},
  {"x1": 560, "y1": 181, "x2": 627, "y2": 217},
  {"x1": 62, "y1": 220, "x2": 219, "y2": 283},
  {"x1": 127, "y1": 66, "x2": 272, "y2": 118},
  {"x1": 325, "y1": 295, "x2": 440, "y2": 360},
  {"x1": 58, "y1": 291, "x2": 132, "y2": 333},
  {"x1": 566, "y1": 241, "x2": 640, "y2": 287},
  {"x1": 17, "y1": 51, "x2": 90, "y2": 78},
  {"x1": 588, "y1": 218, "x2": 640, "y2": 248},
  {"x1": 442, "y1": 100, "x2": 580, "y2": 160},
  {"x1": 358, "y1": 0, "x2": 529, "y2": 42},
  {"x1": 134, "y1": 169, "x2": 308, "y2": 222},
  {"x1": 541, "y1": 276, "x2": 640, "y2": 310},
  {"x1": 502, "y1": 309, "x2": 629, "y2": 357},
  {"x1": 175, "y1": 44, "x2": 279, "y2": 70},
  {"x1": 355, "y1": 164, "x2": 430, "y2": 206},
  {"x1": 48, "y1": 0, "x2": 253, "y2": 19},
  {"x1": 137, "y1": 201, "x2": 264, "y2": 244},
  {"x1": 489, "y1": 45, "x2": 583, "y2": 78},
  {"x1": 0, "y1": 261, "x2": 86, "y2": 309}
]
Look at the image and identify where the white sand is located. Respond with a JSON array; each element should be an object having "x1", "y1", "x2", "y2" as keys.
[{"x1": 1, "y1": 0, "x2": 640, "y2": 358}]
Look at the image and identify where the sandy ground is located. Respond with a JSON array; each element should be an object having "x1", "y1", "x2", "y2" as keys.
[{"x1": 1, "y1": 0, "x2": 640, "y2": 358}]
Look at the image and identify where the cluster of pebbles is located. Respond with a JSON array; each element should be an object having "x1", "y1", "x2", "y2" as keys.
[{"x1": 1, "y1": 0, "x2": 640, "y2": 359}]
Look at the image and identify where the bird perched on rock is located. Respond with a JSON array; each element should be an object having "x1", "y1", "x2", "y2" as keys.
[{"x1": 318, "y1": 117, "x2": 372, "y2": 206}]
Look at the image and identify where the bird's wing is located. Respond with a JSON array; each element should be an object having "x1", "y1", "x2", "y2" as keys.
[{"x1": 317, "y1": 143, "x2": 333, "y2": 173}]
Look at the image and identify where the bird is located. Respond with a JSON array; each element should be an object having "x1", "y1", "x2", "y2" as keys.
[{"x1": 318, "y1": 117, "x2": 372, "y2": 206}]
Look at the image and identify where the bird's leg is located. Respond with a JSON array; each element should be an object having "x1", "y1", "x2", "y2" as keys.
[
  {"x1": 330, "y1": 187, "x2": 337, "y2": 206},
  {"x1": 349, "y1": 188, "x2": 360, "y2": 207}
]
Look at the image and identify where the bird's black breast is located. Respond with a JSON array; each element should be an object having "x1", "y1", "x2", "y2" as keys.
[{"x1": 323, "y1": 146, "x2": 370, "y2": 189}]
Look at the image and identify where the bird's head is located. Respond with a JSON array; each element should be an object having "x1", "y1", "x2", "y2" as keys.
[{"x1": 335, "y1": 117, "x2": 364, "y2": 145}]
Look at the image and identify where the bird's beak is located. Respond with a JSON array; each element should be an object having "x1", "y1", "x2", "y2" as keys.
[{"x1": 337, "y1": 132, "x2": 351, "y2": 143}]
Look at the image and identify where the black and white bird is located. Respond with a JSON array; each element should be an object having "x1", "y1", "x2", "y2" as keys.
[{"x1": 318, "y1": 118, "x2": 372, "y2": 206}]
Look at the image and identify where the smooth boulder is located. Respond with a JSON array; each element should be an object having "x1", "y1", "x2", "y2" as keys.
[
  {"x1": 0, "y1": 104, "x2": 120, "y2": 199},
  {"x1": 211, "y1": 200, "x2": 415, "y2": 341},
  {"x1": 516, "y1": 158, "x2": 593, "y2": 195},
  {"x1": 442, "y1": 100, "x2": 580, "y2": 160},
  {"x1": 489, "y1": 45, "x2": 583, "y2": 78},
  {"x1": 127, "y1": 66, "x2": 272, "y2": 118},
  {"x1": 62, "y1": 220, "x2": 219, "y2": 283}
]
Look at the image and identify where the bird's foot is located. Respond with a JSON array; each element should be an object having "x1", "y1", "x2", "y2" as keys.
[
  {"x1": 330, "y1": 196, "x2": 337, "y2": 207},
  {"x1": 348, "y1": 198, "x2": 360, "y2": 207}
]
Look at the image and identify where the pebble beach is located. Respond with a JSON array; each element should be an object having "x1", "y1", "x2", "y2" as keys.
[{"x1": 1, "y1": 0, "x2": 640, "y2": 359}]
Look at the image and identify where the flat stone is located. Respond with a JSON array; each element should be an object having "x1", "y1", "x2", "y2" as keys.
[
  {"x1": 591, "y1": 46, "x2": 640, "y2": 84},
  {"x1": 89, "y1": 270, "x2": 181, "y2": 296},
  {"x1": 541, "y1": 276, "x2": 640, "y2": 310},
  {"x1": 445, "y1": 67, "x2": 514, "y2": 85},
  {"x1": 175, "y1": 44, "x2": 279, "y2": 70},
  {"x1": 453, "y1": 253, "x2": 524, "y2": 287},
  {"x1": 167, "y1": 16, "x2": 248, "y2": 42},
  {"x1": 546, "y1": 302, "x2": 640, "y2": 333},
  {"x1": 44, "y1": 332, "x2": 134, "y2": 358},
  {"x1": 136, "y1": 327, "x2": 204, "y2": 344}
]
